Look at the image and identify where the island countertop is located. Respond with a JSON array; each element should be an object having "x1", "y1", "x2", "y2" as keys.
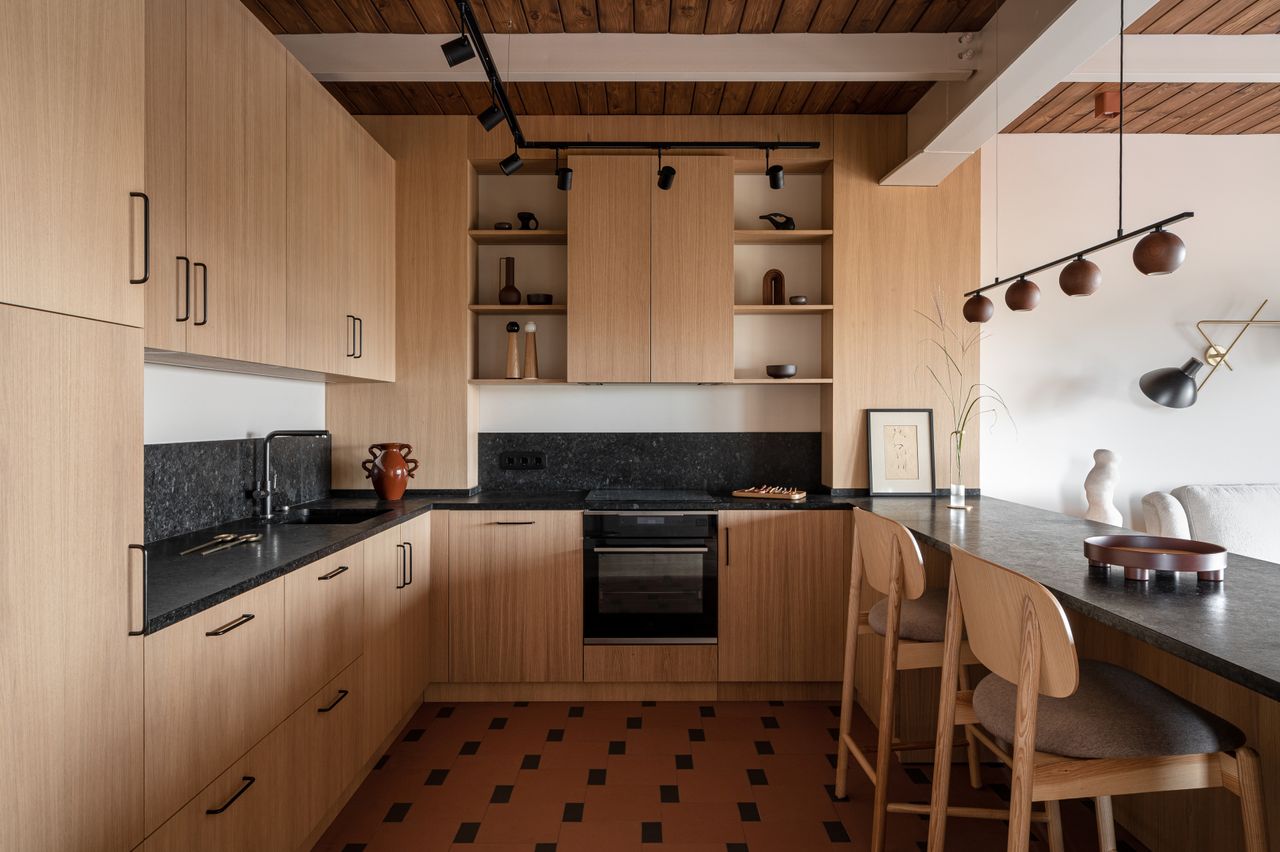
[{"x1": 858, "y1": 496, "x2": 1280, "y2": 702}]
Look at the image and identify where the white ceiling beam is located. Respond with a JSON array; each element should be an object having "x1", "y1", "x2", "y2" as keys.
[
  {"x1": 1069, "y1": 35, "x2": 1280, "y2": 83},
  {"x1": 880, "y1": 0, "x2": 1160, "y2": 187},
  {"x1": 277, "y1": 32, "x2": 980, "y2": 82}
]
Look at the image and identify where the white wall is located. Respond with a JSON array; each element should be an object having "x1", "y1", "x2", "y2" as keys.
[
  {"x1": 980, "y1": 134, "x2": 1280, "y2": 526},
  {"x1": 145, "y1": 364, "x2": 325, "y2": 444}
]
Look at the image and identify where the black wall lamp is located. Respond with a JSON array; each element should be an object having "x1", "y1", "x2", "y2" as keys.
[
  {"x1": 656, "y1": 149, "x2": 676, "y2": 191},
  {"x1": 1140, "y1": 299, "x2": 1278, "y2": 408}
]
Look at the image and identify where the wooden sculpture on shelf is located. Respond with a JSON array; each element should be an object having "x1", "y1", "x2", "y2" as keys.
[
  {"x1": 505, "y1": 322, "x2": 522, "y2": 379},
  {"x1": 523, "y1": 321, "x2": 539, "y2": 379},
  {"x1": 762, "y1": 269, "x2": 786, "y2": 305}
]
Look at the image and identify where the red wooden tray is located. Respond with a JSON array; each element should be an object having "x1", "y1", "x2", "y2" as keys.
[{"x1": 1083, "y1": 534, "x2": 1227, "y2": 582}]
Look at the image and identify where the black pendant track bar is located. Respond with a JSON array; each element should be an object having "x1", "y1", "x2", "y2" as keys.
[
  {"x1": 965, "y1": 211, "x2": 1195, "y2": 298},
  {"x1": 521, "y1": 140, "x2": 820, "y2": 151}
]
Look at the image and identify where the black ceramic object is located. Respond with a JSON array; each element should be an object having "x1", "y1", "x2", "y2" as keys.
[
  {"x1": 789, "y1": 295, "x2": 808, "y2": 306},
  {"x1": 517, "y1": 211, "x2": 539, "y2": 231},
  {"x1": 766, "y1": 364, "x2": 798, "y2": 379},
  {"x1": 527, "y1": 293, "x2": 553, "y2": 305},
  {"x1": 494, "y1": 221, "x2": 513, "y2": 230},
  {"x1": 497, "y1": 257, "x2": 521, "y2": 305},
  {"x1": 760, "y1": 213, "x2": 796, "y2": 231}
]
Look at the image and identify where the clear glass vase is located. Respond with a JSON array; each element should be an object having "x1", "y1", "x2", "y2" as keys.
[{"x1": 949, "y1": 431, "x2": 967, "y2": 509}]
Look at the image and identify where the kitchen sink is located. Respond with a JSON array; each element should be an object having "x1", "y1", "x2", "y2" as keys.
[{"x1": 283, "y1": 508, "x2": 392, "y2": 525}]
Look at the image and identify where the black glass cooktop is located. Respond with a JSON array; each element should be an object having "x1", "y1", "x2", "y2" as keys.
[{"x1": 585, "y1": 489, "x2": 715, "y2": 503}]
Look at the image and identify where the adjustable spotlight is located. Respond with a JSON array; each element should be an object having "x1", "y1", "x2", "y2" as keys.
[
  {"x1": 441, "y1": 34, "x2": 475, "y2": 68},
  {"x1": 477, "y1": 103, "x2": 503, "y2": 132},
  {"x1": 499, "y1": 151, "x2": 524, "y2": 176},
  {"x1": 765, "y1": 149, "x2": 784, "y2": 190},
  {"x1": 656, "y1": 149, "x2": 676, "y2": 191},
  {"x1": 554, "y1": 150, "x2": 572, "y2": 191}
]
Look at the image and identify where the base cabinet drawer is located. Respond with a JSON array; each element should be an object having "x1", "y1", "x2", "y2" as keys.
[
  {"x1": 284, "y1": 545, "x2": 365, "y2": 711},
  {"x1": 144, "y1": 578, "x2": 287, "y2": 833},
  {"x1": 584, "y1": 645, "x2": 718, "y2": 682},
  {"x1": 289, "y1": 657, "x2": 367, "y2": 840}
]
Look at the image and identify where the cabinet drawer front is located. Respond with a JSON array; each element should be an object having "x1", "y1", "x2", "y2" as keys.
[
  {"x1": 288, "y1": 657, "x2": 368, "y2": 840},
  {"x1": 144, "y1": 578, "x2": 286, "y2": 833},
  {"x1": 584, "y1": 645, "x2": 717, "y2": 682},
  {"x1": 284, "y1": 546, "x2": 364, "y2": 711}
]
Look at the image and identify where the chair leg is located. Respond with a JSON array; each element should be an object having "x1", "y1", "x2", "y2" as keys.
[
  {"x1": 1006, "y1": 599, "x2": 1042, "y2": 852},
  {"x1": 1237, "y1": 747, "x2": 1270, "y2": 852},
  {"x1": 870, "y1": 565, "x2": 904, "y2": 852},
  {"x1": 834, "y1": 546, "x2": 864, "y2": 801},
  {"x1": 1094, "y1": 796, "x2": 1117, "y2": 852},
  {"x1": 957, "y1": 664, "x2": 982, "y2": 789},
  {"x1": 1044, "y1": 800, "x2": 1064, "y2": 852},
  {"x1": 927, "y1": 572, "x2": 965, "y2": 852}
]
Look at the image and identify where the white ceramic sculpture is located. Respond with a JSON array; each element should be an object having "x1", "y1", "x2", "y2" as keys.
[{"x1": 1084, "y1": 448, "x2": 1123, "y2": 526}]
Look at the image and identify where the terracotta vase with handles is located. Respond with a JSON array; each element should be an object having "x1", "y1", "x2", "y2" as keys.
[{"x1": 362, "y1": 443, "x2": 419, "y2": 501}]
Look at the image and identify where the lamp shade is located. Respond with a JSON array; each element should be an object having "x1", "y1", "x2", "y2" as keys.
[
  {"x1": 1133, "y1": 229, "x2": 1186, "y2": 276},
  {"x1": 963, "y1": 293, "x2": 994, "y2": 324},
  {"x1": 1059, "y1": 257, "x2": 1101, "y2": 297},
  {"x1": 1139, "y1": 358, "x2": 1203, "y2": 408},
  {"x1": 1005, "y1": 277, "x2": 1040, "y2": 312}
]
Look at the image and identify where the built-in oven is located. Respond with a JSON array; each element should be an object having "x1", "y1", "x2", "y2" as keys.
[{"x1": 583, "y1": 512, "x2": 717, "y2": 644}]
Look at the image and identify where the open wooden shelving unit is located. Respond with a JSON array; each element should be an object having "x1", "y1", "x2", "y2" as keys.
[
  {"x1": 469, "y1": 304, "x2": 567, "y2": 315},
  {"x1": 469, "y1": 229, "x2": 567, "y2": 245},
  {"x1": 734, "y1": 229, "x2": 833, "y2": 245},
  {"x1": 731, "y1": 377, "x2": 833, "y2": 384},
  {"x1": 733, "y1": 304, "x2": 832, "y2": 315},
  {"x1": 468, "y1": 378, "x2": 567, "y2": 385}
]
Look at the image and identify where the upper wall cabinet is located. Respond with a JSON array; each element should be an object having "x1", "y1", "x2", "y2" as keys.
[
  {"x1": 566, "y1": 155, "x2": 733, "y2": 383},
  {"x1": 1, "y1": 0, "x2": 145, "y2": 327}
]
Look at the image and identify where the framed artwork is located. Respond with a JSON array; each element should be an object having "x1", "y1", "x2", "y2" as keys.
[{"x1": 866, "y1": 409, "x2": 936, "y2": 497}]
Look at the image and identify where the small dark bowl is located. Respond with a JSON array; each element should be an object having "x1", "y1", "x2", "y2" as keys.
[
  {"x1": 766, "y1": 364, "x2": 797, "y2": 379},
  {"x1": 789, "y1": 295, "x2": 808, "y2": 305},
  {"x1": 526, "y1": 293, "x2": 553, "y2": 305},
  {"x1": 494, "y1": 221, "x2": 513, "y2": 230}
]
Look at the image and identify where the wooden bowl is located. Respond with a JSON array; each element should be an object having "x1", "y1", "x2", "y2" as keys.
[
  {"x1": 765, "y1": 364, "x2": 797, "y2": 379},
  {"x1": 1083, "y1": 534, "x2": 1227, "y2": 582}
]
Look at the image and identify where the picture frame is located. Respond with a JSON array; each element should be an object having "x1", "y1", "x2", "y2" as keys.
[{"x1": 866, "y1": 409, "x2": 936, "y2": 497}]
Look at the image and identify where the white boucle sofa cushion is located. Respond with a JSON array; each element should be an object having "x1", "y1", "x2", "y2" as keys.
[{"x1": 1171, "y1": 484, "x2": 1280, "y2": 563}]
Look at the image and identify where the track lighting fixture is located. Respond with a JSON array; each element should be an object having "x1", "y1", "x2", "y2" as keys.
[
  {"x1": 554, "y1": 150, "x2": 572, "y2": 191},
  {"x1": 499, "y1": 151, "x2": 523, "y2": 176},
  {"x1": 765, "y1": 150, "x2": 784, "y2": 190},
  {"x1": 656, "y1": 149, "x2": 676, "y2": 191},
  {"x1": 477, "y1": 103, "x2": 503, "y2": 132},
  {"x1": 440, "y1": 34, "x2": 475, "y2": 68}
]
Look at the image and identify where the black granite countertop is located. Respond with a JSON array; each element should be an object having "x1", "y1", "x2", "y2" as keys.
[{"x1": 418, "y1": 489, "x2": 854, "y2": 512}]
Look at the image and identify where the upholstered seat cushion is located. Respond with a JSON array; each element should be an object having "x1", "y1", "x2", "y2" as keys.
[
  {"x1": 868, "y1": 587, "x2": 949, "y2": 642},
  {"x1": 973, "y1": 660, "x2": 1245, "y2": 759}
]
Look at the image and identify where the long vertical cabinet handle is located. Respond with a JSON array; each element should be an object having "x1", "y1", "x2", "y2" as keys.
[
  {"x1": 193, "y1": 263, "x2": 209, "y2": 326},
  {"x1": 724, "y1": 528, "x2": 730, "y2": 566},
  {"x1": 127, "y1": 544, "x2": 148, "y2": 636},
  {"x1": 404, "y1": 541, "x2": 413, "y2": 586},
  {"x1": 129, "y1": 192, "x2": 150, "y2": 284},
  {"x1": 176, "y1": 256, "x2": 191, "y2": 322},
  {"x1": 346, "y1": 315, "x2": 356, "y2": 358},
  {"x1": 355, "y1": 316, "x2": 364, "y2": 359},
  {"x1": 395, "y1": 543, "x2": 406, "y2": 589}
]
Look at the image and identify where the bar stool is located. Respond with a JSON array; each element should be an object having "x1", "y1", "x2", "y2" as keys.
[
  {"x1": 927, "y1": 546, "x2": 1270, "y2": 852},
  {"x1": 835, "y1": 509, "x2": 994, "y2": 852}
]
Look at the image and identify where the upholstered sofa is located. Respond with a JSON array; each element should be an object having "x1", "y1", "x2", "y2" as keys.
[{"x1": 1142, "y1": 484, "x2": 1280, "y2": 563}]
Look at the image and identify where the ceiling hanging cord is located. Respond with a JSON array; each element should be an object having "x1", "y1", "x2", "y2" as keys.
[{"x1": 1118, "y1": 0, "x2": 1125, "y2": 237}]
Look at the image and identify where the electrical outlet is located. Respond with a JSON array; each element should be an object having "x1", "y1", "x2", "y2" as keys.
[{"x1": 499, "y1": 451, "x2": 546, "y2": 471}]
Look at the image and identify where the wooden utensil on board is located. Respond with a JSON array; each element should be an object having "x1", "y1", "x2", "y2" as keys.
[
  {"x1": 523, "y1": 321, "x2": 539, "y2": 379},
  {"x1": 505, "y1": 321, "x2": 522, "y2": 379}
]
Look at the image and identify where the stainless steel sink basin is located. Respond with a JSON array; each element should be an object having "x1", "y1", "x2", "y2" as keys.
[{"x1": 283, "y1": 508, "x2": 392, "y2": 525}]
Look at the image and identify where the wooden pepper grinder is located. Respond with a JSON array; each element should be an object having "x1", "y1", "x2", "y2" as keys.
[
  {"x1": 505, "y1": 321, "x2": 522, "y2": 379},
  {"x1": 522, "y1": 321, "x2": 539, "y2": 380}
]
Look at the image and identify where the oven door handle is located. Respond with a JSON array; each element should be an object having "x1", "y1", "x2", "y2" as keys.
[{"x1": 591, "y1": 547, "x2": 710, "y2": 554}]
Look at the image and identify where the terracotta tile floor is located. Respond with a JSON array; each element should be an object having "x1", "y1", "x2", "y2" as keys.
[{"x1": 313, "y1": 700, "x2": 1149, "y2": 852}]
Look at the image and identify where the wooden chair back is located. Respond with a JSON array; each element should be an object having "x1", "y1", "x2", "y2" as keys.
[
  {"x1": 950, "y1": 546, "x2": 1080, "y2": 698},
  {"x1": 853, "y1": 508, "x2": 927, "y2": 601}
]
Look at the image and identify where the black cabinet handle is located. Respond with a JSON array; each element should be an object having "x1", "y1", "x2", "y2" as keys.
[
  {"x1": 318, "y1": 564, "x2": 349, "y2": 581},
  {"x1": 404, "y1": 541, "x2": 414, "y2": 586},
  {"x1": 127, "y1": 544, "x2": 147, "y2": 636},
  {"x1": 205, "y1": 613, "x2": 254, "y2": 637},
  {"x1": 725, "y1": 528, "x2": 730, "y2": 566},
  {"x1": 493, "y1": 521, "x2": 535, "y2": 525},
  {"x1": 355, "y1": 316, "x2": 364, "y2": 359},
  {"x1": 205, "y1": 776, "x2": 255, "y2": 815},
  {"x1": 395, "y1": 543, "x2": 406, "y2": 589},
  {"x1": 318, "y1": 689, "x2": 350, "y2": 713},
  {"x1": 130, "y1": 191, "x2": 150, "y2": 284},
  {"x1": 346, "y1": 314, "x2": 356, "y2": 357},
  {"x1": 176, "y1": 256, "x2": 191, "y2": 322},
  {"x1": 194, "y1": 262, "x2": 208, "y2": 326}
]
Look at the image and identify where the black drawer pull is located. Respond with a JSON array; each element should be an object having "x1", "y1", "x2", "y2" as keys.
[
  {"x1": 354, "y1": 316, "x2": 364, "y2": 359},
  {"x1": 176, "y1": 256, "x2": 191, "y2": 322},
  {"x1": 318, "y1": 565, "x2": 349, "y2": 581},
  {"x1": 206, "y1": 776, "x2": 255, "y2": 815},
  {"x1": 404, "y1": 541, "x2": 414, "y2": 586},
  {"x1": 193, "y1": 262, "x2": 208, "y2": 326},
  {"x1": 205, "y1": 613, "x2": 254, "y2": 637},
  {"x1": 130, "y1": 191, "x2": 150, "y2": 284},
  {"x1": 493, "y1": 521, "x2": 536, "y2": 525},
  {"x1": 127, "y1": 544, "x2": 147, "y2": 636},
  {"x1": 318, "y1": 689, "x2": 350, "y2": 713},
  {"x1": 395, "y1": 543, "x2": 406, "y2": 589},
  {"x1": 346, "y1": 314, "x2": 356, "y2": 357}
]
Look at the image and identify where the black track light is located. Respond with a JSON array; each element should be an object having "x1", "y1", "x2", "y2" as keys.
[
  {"x1": 554, "y1": 150, "x2": 572, "y2": 191},
  {"x1": 656, "y1": 150, "x2": 676, "y2": 190},
  {"x1": 441, "y1": 34, "x2": 475, "y2": 68},
  {"x1": 499, "y1": 151, "x2": 523, "y2": 176},
  {"x1": 477, "y1": 103, "x2": 503, "y2": 131},
  {"x1": 765, "y1": 150, "x2": 784, "y2": 190}
]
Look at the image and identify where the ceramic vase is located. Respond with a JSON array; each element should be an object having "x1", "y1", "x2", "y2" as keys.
[
  {"x1": 498, "y1": 257, "x2": 521, "y2": 305},
  {"x1": 362, "y1": 443, "x2": 419, "y2": 501}
]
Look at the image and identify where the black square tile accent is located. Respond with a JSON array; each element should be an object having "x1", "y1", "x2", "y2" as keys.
[
  {"x1": 535, "y1": 845, "x2": 557, "y2": 852},
  {"x1": 768, "y1": 700, "x2": 785, "y2": 707},
  {"x1": 547, "y1": 728, "x2": 565, "y2": 742},
  {"x1": 728, "y1": 845, "x2": 749, "y2": 852},
  {"x1": 1118, "y1": 842, "x2": 1140, "y2": 852},
  {"x1": 699, "y1": 705, "x2": 716, "y2": 718},
  {"x1": 747, "y1": 768, "x2": 768, "y2": 786},
  {"x1": 827, "y1": 727, "x2": 839, "y2": 740},
  {"x1": 436, "y1": 706, "x2": 455, "y2": 718},
  {"x1": 489, "y1": 717, "x2": 508, "y2": 730},
  {"x1": 754, "y1": 740, "x2": 774, "y2": 755},
  {"x1": 675, "y1": 754, "x2": 694, "y2": 770},
  {"x1": 563, "y1": 802, "x2": 585, "y2": 822},
  {"x1": 403, "y1": 728, "x2": 425, "y2": 742},
  {"x1": 738, "y1": 802, "x2": 761, "y2": 822},
  {"x1": 642, "y1": 700, "x2": 657, "y2": 707},
  {"x1": 826, "y1": 753, "x2": 838, "y2": 768},
  {"x1": 425, "y1": 769, "x2": 449, "y2": 786},
  {"x1": 453, "y1": 822, "x2": 480, "y2": 843},
  {"x1": 828, "y1": 705, "x2": 841, "y2": 717},
  {"x1": 373, "y1": 754, "x2": 390, "y2": 771},
  {"x1": 340, "y1": 845, "x2": 367, "y2": 852},
  {"x1": 626, "y1": 716, "x2": 642, "y2": 729},
  {"x1": 825, "y1": 784, "x2": 843, "y2": 802},
  {"x1": 904, "y1": 767, "x2": 929, "y2": 785},
  {"x1": 588, "y1": 768, "x2": 607, "y2": 785},
  {"x1": 383, "y1": 802, "x2": 412, "y2": 823},
  {"x1": 569, "y1": 705, "x2": 585, "y2": 717},
  {"x1": 991, "y1": 783, "x2": 1011, "y2": 802},
  {"x1": 521, "y1": 754, "x2": 541, "y2": 770},
  {"x1": 459, "y1": 740, "x2": 481, "y2": 755},
  {"x1": 824, "y1": 820, "x2": 851, "y2": 843},
  {"x1": 514, "y1": 701, "x2": 530, "y2": 707},
  {"x1": 608, "y1": 740, "x2": 626, "y2": 755},
  {"x1": 689, "y1": 728, "x2": 706, "y2": 742},
  {"x1": 490, "y1": 784, "x2": 514, "y2": 804},
  {"x1": 761, "y1": 716, "x2": 780, "y2": 729},
  {"x1": 641, "y1": 821, "x2": 663, "y2": 843},
  {"x1": 917, "y1": 843, "x2": 929, "y2": 852},
  {"x1": 660, "y1": 784, "x2": 680, "y2": 803}
]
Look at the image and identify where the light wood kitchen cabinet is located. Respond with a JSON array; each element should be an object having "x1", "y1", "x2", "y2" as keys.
[
  {"x1": 567, "y1": 154, "x2": 733, "y2": 383},
  {"x1": 400, "y1": 514, "x2": 433, "y2": 705},
  {"x1": 0, "y1": 0, "x2": 145, "y2": 327},
  {"x1": 718, "y1": 510, "x2": 850, "y2": 682},
  {"x1": 144, "y1": 578, "x2": 287, "y2": 834},
  {"x1": 345, "y1": 127, "x2": 397, "y2": 381},
  {"x1": 284, "y1": 545, "x2": 365, "y2": 713},
  {"x1": 449, "y1": 511, "x2": 583, "y2": 683},
  {"x1": 1, "y1": 306, "x2": 144, "y2": 851}
]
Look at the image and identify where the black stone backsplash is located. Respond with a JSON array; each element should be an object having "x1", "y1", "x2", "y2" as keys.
[
  {"x1": 478, "y1": 432, "x2": 823, "y2": 493},
  {"x1": 144, "y1": 437, "x2": 330, "y2": 543}
]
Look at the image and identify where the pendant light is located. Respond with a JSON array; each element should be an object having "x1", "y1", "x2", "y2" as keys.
[
  {"x1": 1059, "y1": 256, "x2": 1102, "y2": 296},
  {"x1": 1005, "y1": 277, "x2": 1040, "y2": 312}
]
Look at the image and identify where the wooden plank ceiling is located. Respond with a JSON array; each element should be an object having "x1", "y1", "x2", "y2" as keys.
[
  {"x1": 1007, "y1": 82, "x2": 1280, "y2": 134},
  {"x1": 242, "y1": 0, "x2": 1002, "y2": 34},
  {"x1": 322, "y1": 79, "x2": 931, "y2": 115},
  {"x1": 1129, "y1": 0, "x2": 1280, "y2": 34}
]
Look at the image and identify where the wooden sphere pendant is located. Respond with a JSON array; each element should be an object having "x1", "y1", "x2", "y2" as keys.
[
  {"x1": 1133, "y1": 229, "x2": 1186, "y2": 276},
  {"x1": 1059, "y1": 257, "x2": 1102, "y2": 297},
  {"x1": 963, "y1": 293, "x2": 994, "y2": 323},
  {"x1": 1005, "y1": 277, "x2": 1040, "y2": 312}
]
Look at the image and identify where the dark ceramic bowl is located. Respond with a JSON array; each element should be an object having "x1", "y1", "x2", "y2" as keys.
[
  {"x1": 789, "y1": 295, "x2": 808, "y2": 305},
  {"x1": 526, "y1": 293, "x2": 553, "y2": 305},
  {"x1": 766, "y1": 364, "x2": 797, "y2": 379}
]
